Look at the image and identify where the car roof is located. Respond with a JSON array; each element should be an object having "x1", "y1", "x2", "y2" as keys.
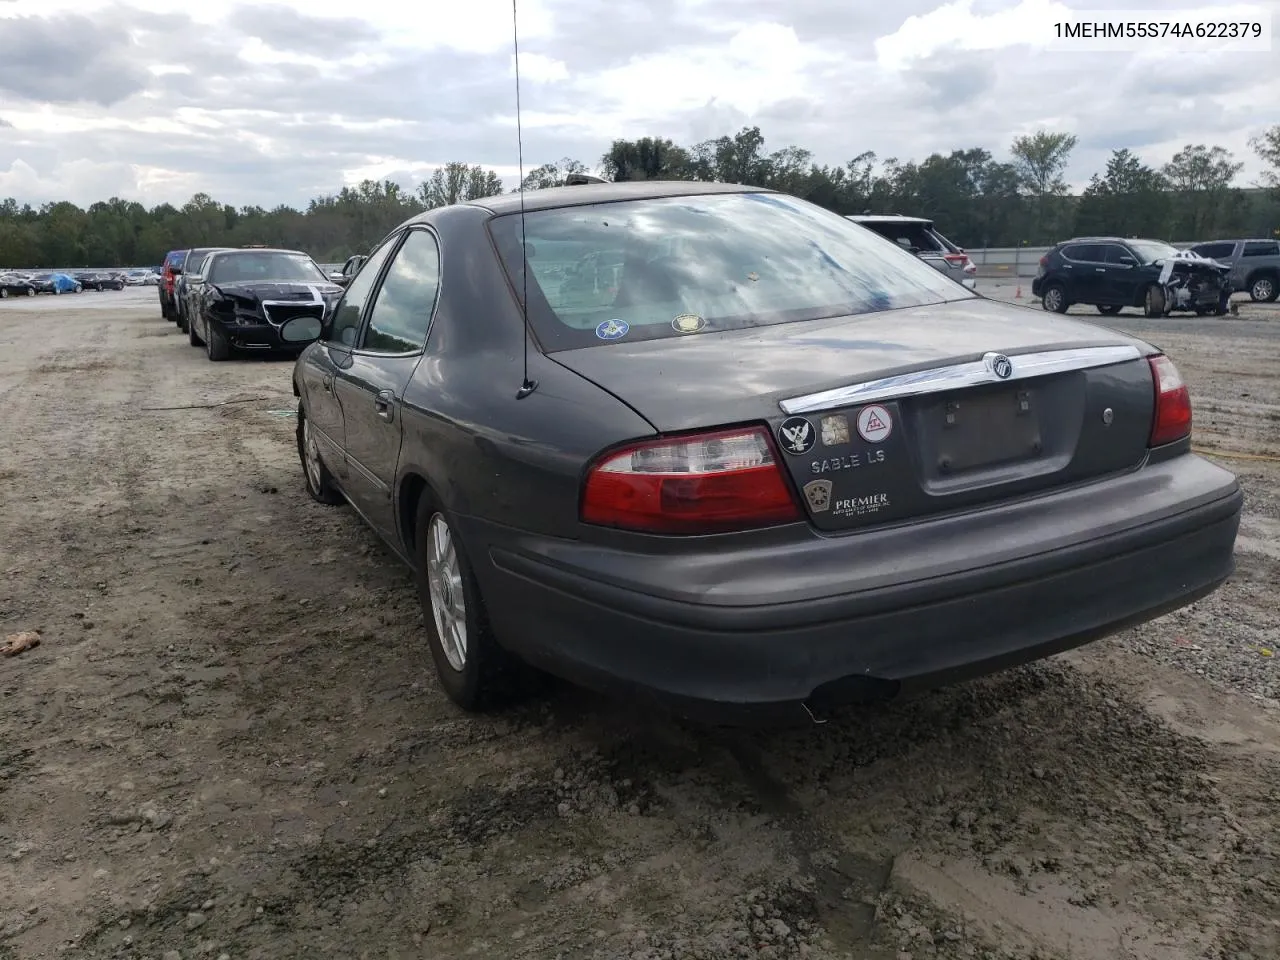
[
  {"x1": 847, "y1": 214, "x2": 933, "y2": 224},
  {"x1": 1061, "y1": 237, "x2": 1164, "y2": 244},
  {"x1": 460, "y1": 179, "x2": 768, "y2": 216},
  {"x1": 207, "y1": 247, "x2": 308, "y2": 257}
]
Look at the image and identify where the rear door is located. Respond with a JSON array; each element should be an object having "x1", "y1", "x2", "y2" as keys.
[
  {"x1": 1060, "y1": 243, "x2": 1105, "y2": 302},
  {"x1": 297, "y1": 234, "x2": 402, "y2": 486},
  {"x1": 334, "y1": 227, "x2": 442, "y2": 541}
]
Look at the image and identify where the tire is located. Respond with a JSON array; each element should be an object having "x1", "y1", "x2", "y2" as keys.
[
  {"x1": 205, "y1": 321, "x2": 231, "y2": 361},
  {"x1": 296, "y1": 404, "x2": 344, "y2": 505},
  {"x1": 1041, "y1": 283, "x2": 1068, "y2": 313},
  {"x1": 1249, "y1": 274, "x2": 1278, "y2": 303},
  {"x1": 1097, "y1": 305, "x2": 1122, "y2": 316},
  {"x1": 26, "y1": 287, "x2": 34, "y2": 297},
  {"x1": 53, "y1": 287, "x2": 62, "y2": 296},
  {"x1": 414, "y1": 496, "x2": 524, "y2": 711},
  {"x1": 177, "y1": 311, "x2": 188, "y2": 333},
  {"x1": 74, "y1": 284, "x2": 82, "y2": 293},
  {"x1": 1143, "y1": 285, "x2": 1166, "y2": 318},
  {"x1": 188, "y1": 317, "x2": 202, "y2": 346},
  {"x1": 0, "y1": 288, "x2": 8, "y2": 299}
]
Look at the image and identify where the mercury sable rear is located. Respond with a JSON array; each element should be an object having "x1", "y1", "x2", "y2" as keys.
[{"x1": 288, "y1": 182, "x2": 1242, "y2": 724}]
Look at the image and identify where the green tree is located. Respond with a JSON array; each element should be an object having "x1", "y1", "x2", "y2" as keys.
[
  {"x1": 418, "y1": 162, "x2": 504, "y2": 208},
  {"x1": 1249, "y1": 125, "x2": 1280, "y2": 193},
  {"x1": 1073, "y1": 148, "x2": 1169, "y2": 238},
  {"x1": 1009, "y1": 130, "x2": 1078, "y2": 243},
  {"x1": 601, "y1": 137, "x2": 693, "y2": 181},
  {"x1": 520, "y1": 158, "x2": 586, "y2": 191},
  {"x1": 1161, "y1": 144, "x2": 1243, "y2": 239}
]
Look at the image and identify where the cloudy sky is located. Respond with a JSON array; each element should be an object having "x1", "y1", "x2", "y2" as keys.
[{"x1": 0, "y1": 0, "x2": 1277, "y2": 209}]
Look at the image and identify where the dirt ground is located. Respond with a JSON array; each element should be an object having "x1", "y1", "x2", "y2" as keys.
[{"x1": 2, "y1": 289, "x2": 1278, "y2": 960}]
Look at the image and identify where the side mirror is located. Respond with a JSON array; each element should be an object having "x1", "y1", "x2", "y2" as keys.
[
  {"x1": 1118, "y1": 256, "x2": 1137, "y2": 267},
  {"x1": 280, "y1": 315, "x2": 323, "y2": 344}
]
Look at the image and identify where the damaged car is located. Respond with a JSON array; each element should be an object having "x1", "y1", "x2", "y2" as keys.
[
  {"x1": 1033, "y1": 237, "x2": 1231, "y2": 318},
  {"x1": 186, "y1": 248, "x2": 344, "y2": 361},
  {"x1": 281, "y1": 182, "x2": 1242, "y2": 724}
]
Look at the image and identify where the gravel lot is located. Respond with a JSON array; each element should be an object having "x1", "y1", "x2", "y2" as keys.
[{"x1": 2, "y1": 285, "x2": 1278, "y2": 960}]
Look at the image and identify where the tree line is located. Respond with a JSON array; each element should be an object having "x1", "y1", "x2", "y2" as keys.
[{"x1": 2, "y1": 125, "x2": 1278, "y2": 269}]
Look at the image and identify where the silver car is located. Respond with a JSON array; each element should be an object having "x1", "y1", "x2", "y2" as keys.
[{"x1": 847, "y1": 214, "x2": 978, "y2": 290}]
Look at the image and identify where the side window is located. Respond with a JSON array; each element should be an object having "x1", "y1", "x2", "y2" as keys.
[
  {"x1": 1242, "y1": 241, "x2": 1280, "y2": 258},
  {"x1": 325, "y1": 236, "x2": 398, "y2": 347},
  {"x1": 1063, "y1": 243, "x2": 1102, "y2": 262},
  {"x1": 359, "y1": 229, "x2": 442, "y2": 354},
  {"x1": 1102, "y1": 245, "x2": 1132, "y2": 264},
  {"x1": 1195, "y1": 242, "x2": 1235, "y2": 259}
]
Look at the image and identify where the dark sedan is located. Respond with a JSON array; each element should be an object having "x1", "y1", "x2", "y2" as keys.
[
  {"x1": 74, "y1": 272, "x2": 125, "y2": 291},
  {"x1": 283, "y1": 181, "x2": 1242, "y2": 725},
  {"x1": 0, "y1": 274, "x2": 37, "y2": 298},
  {"x1": 187, "y1": 248, "x2": 343, "y2": 360},
  {"x1": 173, "y1": 247, "x2": 232, "y2": 332}
]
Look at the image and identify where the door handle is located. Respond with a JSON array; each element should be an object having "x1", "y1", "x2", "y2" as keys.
[
  {"x1": 1096, "y1": 268, "x2": 1106, "y2": 272},
  {"x1": 373, "y1": 390, "x2": 396, "y2": 423}
]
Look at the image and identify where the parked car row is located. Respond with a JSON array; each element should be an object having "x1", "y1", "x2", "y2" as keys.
[
  {"x1": 149, "y1": 182, "x2": 1241, "y2": 724},
  {"x1": 1032, "y1": 234, "x2": 1278, "y2": 318},
  {"x1": 157, "y1": 245, "x2": 349, "y2": 360},
  {"x1": 0, "y1": 267, "x2": 159, "y2": 299}
]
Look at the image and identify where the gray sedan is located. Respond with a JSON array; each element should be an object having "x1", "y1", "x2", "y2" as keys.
[{"x1": 280, "y1": 181, "x2": 1242, "y2": 725}]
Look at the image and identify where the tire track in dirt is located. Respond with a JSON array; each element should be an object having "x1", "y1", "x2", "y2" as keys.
[{"x1": 3, "y1": 297, "x2": 1279, "y2": 960}]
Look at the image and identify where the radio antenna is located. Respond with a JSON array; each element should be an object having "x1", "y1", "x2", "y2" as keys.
[{"x1": 512, "y1": 0, "x2": 538, "y2": 400}]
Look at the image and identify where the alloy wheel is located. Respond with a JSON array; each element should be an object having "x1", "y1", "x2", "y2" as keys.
[
  {"x1": 426, "y1": 513, "x2": 468, "y2": 672},
  {"x1": 302, "y1": 417, "x2": 323, "y2": 493},
  {"x1": 1042, "y1": 287, "x2": 1063, "y2": 312},
  {"x1": 1253, "y1": 277, "x2": 1275, "y2": 302}
]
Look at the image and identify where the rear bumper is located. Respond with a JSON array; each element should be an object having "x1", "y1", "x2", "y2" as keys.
[{"x1": 464, "y1": 453, "x2": 1241, "y2": 724}]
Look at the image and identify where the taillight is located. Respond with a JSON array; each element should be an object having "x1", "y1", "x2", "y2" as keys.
[
  {"x1": 581, "y1": 426, "x2": 801, "y2": 534},
  {"x1": 1038, "y1": 256, "x2": 1048, "y2": 267},
  {"x1": 1148, "y1": 355, "x2": 1192, "y2": 446},
  {"x1": 943, "y1": 253, "x2": 968, "y2": 265}
]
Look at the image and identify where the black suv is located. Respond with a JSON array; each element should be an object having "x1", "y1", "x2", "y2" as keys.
[{"x1": 1032, "y1": 237, "x2": 1230, "y2": 318}]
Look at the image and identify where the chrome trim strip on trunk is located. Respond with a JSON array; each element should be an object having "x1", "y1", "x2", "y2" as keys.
[{"x1": 777, "y1": 345, "x2": 1144, "y2": 415}]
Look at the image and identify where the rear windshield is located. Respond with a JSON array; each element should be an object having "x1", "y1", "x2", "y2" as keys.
[
  {"x1": 207, "y1": 252, "x2": 327, "y2": 284},
  {"x1": 856, "y1": 221, "x2": 945, "y2": 254},
  {"x1": 488, "y1": 192, "x2": 974, "y2": 352}
]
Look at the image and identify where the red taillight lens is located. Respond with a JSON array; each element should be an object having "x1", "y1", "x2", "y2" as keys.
[
  {"x1": 1038, "y1": 256, "x2": 1048, "y2": 267},
  {"x1": 581, "y1": 426, "x2": 802, "y2": 534},
  {"x1": 1148, "y1": 355, "x2": 1192, "y2": 446},
  {"x1": 943, "y1": 253, "x2": 968, "y2": 265}
]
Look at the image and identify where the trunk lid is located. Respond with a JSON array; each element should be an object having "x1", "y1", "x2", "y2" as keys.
[{"x1": 555, "y1": 297, "x2": 1159, "y2": 532}]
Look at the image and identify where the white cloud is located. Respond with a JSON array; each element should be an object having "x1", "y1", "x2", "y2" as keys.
[
  {"x1": 512, "y1": 53, "x2": 569, "y2": 83},
  {"x1": 0, "y1": 0, "x2": 1277, "y2": 209}
]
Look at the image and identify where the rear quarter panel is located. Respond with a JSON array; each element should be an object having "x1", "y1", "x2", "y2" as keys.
[{"x1": 393, "y1": 205, "x2": 657, "y2": 542}]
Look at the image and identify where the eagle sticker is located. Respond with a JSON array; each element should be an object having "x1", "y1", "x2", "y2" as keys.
[{"x1": 778, "y1": 416, "x2": 816, "y2": 455}]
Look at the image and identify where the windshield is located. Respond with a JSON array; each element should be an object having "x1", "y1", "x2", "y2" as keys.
[
  {"x1": 1128, "y1": 240, "x2": 1179, "y2": 263},
  {"x1": 207, "y1": 252, "x2": 327, "y2": 284},
  {"x1": 488, "y1": 192, "x2": 974, "y2": 352}
]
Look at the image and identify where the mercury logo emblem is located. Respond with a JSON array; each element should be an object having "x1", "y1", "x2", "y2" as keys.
[{"x1": 985, "y1": 352, "x2": 1014, "y2": 379}]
